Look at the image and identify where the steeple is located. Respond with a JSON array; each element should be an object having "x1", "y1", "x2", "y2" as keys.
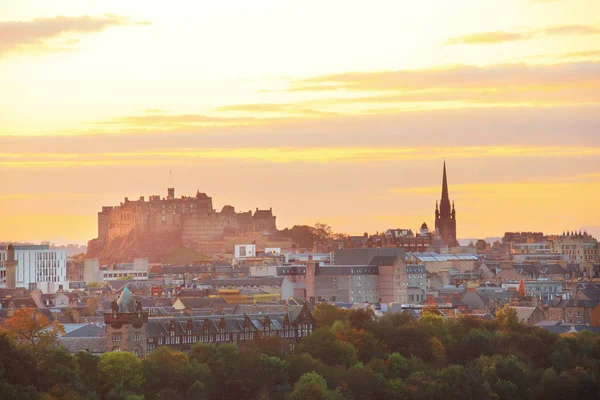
[
  {"x1": 434, "y1": 161, "x2": 457, "y2": 247},
  {"x1": 440, "y1": 161, "x2": 451, "y2": 217}
]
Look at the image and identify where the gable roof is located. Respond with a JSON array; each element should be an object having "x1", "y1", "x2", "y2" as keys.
[{"x1": 514, "y1": 307, "x2": 539, "y2": 323}]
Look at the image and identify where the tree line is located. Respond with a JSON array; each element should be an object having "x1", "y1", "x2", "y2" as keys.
[{"x1": 1, "y1": 304, "x2": 600, "y2": 399}]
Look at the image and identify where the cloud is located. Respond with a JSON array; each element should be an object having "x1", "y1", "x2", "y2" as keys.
[
  {"x1": 326, "y1": 85, "x2": 600, "y2": 106},
  {"x1": 447, "y1": 24, "x2": 600, "y2": 45},
  {"x1": 217, "y1": 103, "x2": 339, "y2": 117},
  {"x1": 289, "y1": 61, "x2": 600, "y2": 92},
  {"x1": 544, "y1": 25, "x2": 600, "y2": 35},
  {"x1": 446, "y1": 31, "x2": 529, "y2": 45},
  {"x1": 96, "y1": 112, "x2": 265, "y2": 130},
  {"x1": 0, "y1": 14, "x2": 150, "y2": 55},
  {"x1": 525, "y1": 49, "x2": 600, "y2": 60},
  {"x1": 0, "y1": 146, "x2": 599, "y2": 169}
]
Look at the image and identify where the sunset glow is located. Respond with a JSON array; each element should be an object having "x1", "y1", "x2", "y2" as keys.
[{"x1": 1, "y1": 0, "x2": 599, "y2": 244}]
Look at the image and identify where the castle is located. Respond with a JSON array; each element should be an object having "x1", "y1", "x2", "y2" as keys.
[{"x1": 96, "y1": 188, "x2": 277, "y2": 249}]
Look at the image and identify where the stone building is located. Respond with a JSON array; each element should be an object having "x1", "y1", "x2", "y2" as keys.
[
  {"x1": 95, "y1": 188, "x2": 277, "y2": 247},
  {"x1": 435, "y1": 162, "x2": 458, "y2": 247},
  {"x1": 104, "y1": 287, "x2": 315, "y2": 357}
]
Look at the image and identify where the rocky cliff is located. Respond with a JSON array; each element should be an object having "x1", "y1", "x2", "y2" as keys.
[{"x1": 86, "y1": 229, "x2": 183, "y2": 264}]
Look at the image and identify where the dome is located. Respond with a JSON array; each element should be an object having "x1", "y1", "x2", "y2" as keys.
[{"x1": 420, "y1": 222, "x2": 428, "y2": 230}]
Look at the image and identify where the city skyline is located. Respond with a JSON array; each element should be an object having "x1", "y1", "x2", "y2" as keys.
[{"x1": 1, "y1": 0, "x2": 599, "y2": 244}]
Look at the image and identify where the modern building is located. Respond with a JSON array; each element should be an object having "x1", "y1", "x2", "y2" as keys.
[
  {"x1": 0, "y1": 244, "x2": 67, "y2": 292},
  {"x1": 84, "y1": 258, "x2": 149, "y2": 283}
]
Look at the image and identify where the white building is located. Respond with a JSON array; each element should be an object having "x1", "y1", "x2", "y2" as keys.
[
  {"x1": 0, "y1": 245, "x2": 67, "y2": 293},
  {"x1": 234, "y1": 244, "x2": 256, "y2": 259},
  {"x1": 84, "y1": 258, "x2": 149, "y2": 283}
]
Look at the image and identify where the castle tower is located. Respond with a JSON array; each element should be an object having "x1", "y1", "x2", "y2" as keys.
[
  {"x1": 434, "y1": 162, "x2": 458, "y2": 247},
  {"x1": 5, "y1": 244, "x2": 17, "y2": 289}
]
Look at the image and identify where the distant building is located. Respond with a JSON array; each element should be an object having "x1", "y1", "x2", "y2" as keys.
[
  {"x1": 0, "y1": 245, "x2": 67, "y2": 293},
  {"x1": 84, "y1": 258, "x2": 149, "y2": 283},
  {"x1": 104, "y1": 287, "x2": 315, "y2": 357},
  {"x1": 91, "y1": 188, "x2": 277, "y2": 260},
  {"x1": 435, "y1": 162, "x2": 458, "y2": 247},
  {"x1": 554, "y1": 231, "x2": 599, "y2": 262}
]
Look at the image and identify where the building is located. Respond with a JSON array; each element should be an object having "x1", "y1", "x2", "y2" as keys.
[
  {"x1": 104, "y1": 287, "x2": 315, "y2": 357},
  {"x1": 0, "y1": 244, "x2": 67, "y2": 292},
  {"x1": 554, "y1": 231, "x2": 599, "y2": 262},
  {"x1": 304, "y1": 260, "x2": 379, "y2": 304},
  {"x1": 370, "y1": 256, "x2": 426, "y2": 304},
  {"x1": 84, "y1": 258, "x2": 149, "y2": 283},
  {"x1": 435, "y1": 162, "x2": 458, "y2": 247},
  {"x1": 93, "y1": 188, "x2": 277, "y2": 253}
]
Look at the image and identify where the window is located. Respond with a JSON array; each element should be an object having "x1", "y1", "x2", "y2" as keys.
[
  {"x1": 134, "y1": 332, "x2": 141, "y2": 342},
  {"x1": 112, "y1": 333, "x2": 121, "y2": 342}
]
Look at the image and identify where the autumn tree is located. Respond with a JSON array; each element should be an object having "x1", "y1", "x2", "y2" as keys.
[{"x1": 1, "y1": 308, "x2": 64, "y2": 350}]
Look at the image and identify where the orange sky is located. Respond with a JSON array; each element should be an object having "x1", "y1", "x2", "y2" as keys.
[{"x1": 1, "y1": 0, "x2": 599, "y2": 244}]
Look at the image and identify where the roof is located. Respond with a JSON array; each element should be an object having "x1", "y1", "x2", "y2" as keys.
[
  {"x1": 333, "y1": 248, "x2": 406, "y2": 265},
  {"x1": 162, "y1": 265, "x2": 209, "y2": 274},
  {"x1": 144, "y1": 306, "x2": 314, "y2": 337},
  {"x1": 59, "y1": 337, "x2": 106, "y2": 354},
  {"x1": 177, "y1": 297, "x2": 227, "y2": 309},
  {"x1": 461, "y1": 292, "x2": 486, "y2": 310},
  {"x1": 117, "y1": 287, "x2": 136, "y2": 312},
  {"x1": 538, "y1": 324, "x2": 600, "y2": 335},
  {"x1": 234, "y1": 303, "x2": 308, "y2": 320},
  {"x1": 514, "y1": 307, "x2": 539, "y2": 322},
  {"x1": 0, "y1": 288, "x2": 28, "y2": 298},
  {"x1": 368, "y1": 256, "x2": 400, "y2": 266},
  {"x1": 201, "y1": 277, "x2": 283, "y2": 286},
  {"x1": 178, "y1": 289, "x2": 212, "y2": 297},
  {"x1": 408, "y1": 252, "x2": 479, "y2": 262},
  {"x1": 64, "y1": 323, "x2": 105, "y2": 338}
]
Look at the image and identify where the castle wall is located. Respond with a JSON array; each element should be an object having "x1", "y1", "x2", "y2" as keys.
[
  {"x1": 182, "y1": 212, "x2": 241, "y2": 244},
  {"x1": 96, "y1": 190, "x2": 278, "y2": 257}
]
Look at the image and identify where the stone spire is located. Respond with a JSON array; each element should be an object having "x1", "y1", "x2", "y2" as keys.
[{"x1": 440, "y1": 161, "x2": 451, "y2": 218}]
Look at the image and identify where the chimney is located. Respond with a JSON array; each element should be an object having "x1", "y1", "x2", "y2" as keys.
[
  {"x1": 167, "y1": 188, "x2": 175, "y2": 200},
  {"x1": 5, "y1": 244, "x2": 17, "y2": 290}
]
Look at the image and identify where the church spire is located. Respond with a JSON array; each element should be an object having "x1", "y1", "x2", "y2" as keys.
[{"x1": 440, "y1": 161, "x2": 451, "y2": 217}]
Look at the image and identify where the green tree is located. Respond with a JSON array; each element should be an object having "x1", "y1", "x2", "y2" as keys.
[
  {"x1": 98, "y1": 352, "x2": 144, "y2": 393},
  {"x1": 287, "y1": 372, "x2": 340, "y2": 400},
  {"x1": 142, "y1": 346, "x2": 190, "y2": 398},
  {"x1": 295, "y1": 328, "x2": 358, "y2": 367}
]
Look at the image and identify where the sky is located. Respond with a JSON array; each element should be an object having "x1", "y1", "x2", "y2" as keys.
[{"x1": 0, "y1": 0, "x2": 599, "y2": 245}]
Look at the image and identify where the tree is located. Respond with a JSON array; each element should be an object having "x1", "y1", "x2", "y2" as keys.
[
  {"x1": 1, "y1": 308, "x2": 64, "y2": 350},
  {"x1": 142, "y1": 346, "x2": 190, "y2": 397},
  {"x1": 98, "y1": 352, "x2": 144, "y2": 393},
  {"x1": 296, "y1": 328, "x2": 358, "y2": 367},
  {"x1": 313, "y1": 303, "x2": 348, "y2": 328},
  {"x1": 496, "y1": 305, "x2": 519, "y2": 329},
  {"x1": 287, "y1": 372, "x2": 340, "y2": 400}
]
